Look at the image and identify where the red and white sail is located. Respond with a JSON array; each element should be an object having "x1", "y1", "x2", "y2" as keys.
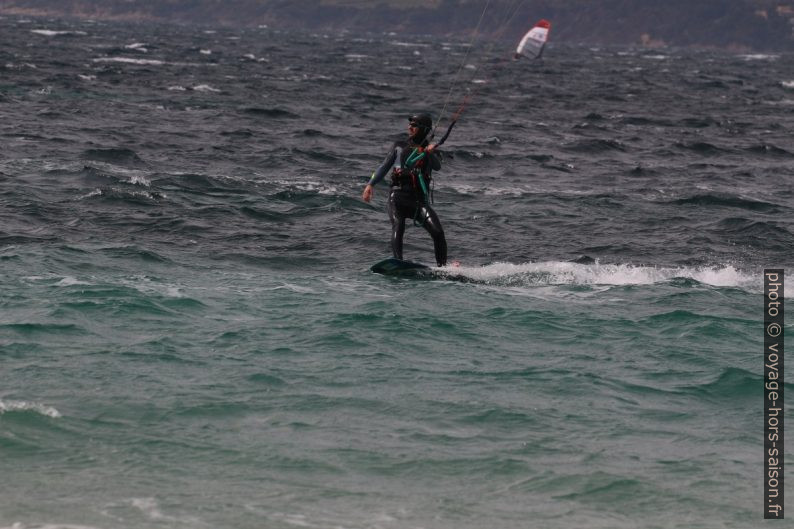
[{"x1": 515, "y1": 19, "x2": 551, "y2": 60}]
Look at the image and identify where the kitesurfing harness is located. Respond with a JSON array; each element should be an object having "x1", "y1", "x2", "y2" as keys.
[{"x1": 391, "y1": 146, "x2": 431, "y2": 200}]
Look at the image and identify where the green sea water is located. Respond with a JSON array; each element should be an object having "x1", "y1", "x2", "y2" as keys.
[{"x1": 0, "y1": 246, "x2": 772, "y2": 528}]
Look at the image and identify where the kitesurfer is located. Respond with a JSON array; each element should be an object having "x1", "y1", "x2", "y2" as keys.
[{"x1": 362, "y1": 113, "x2": 447, "y2": 267}]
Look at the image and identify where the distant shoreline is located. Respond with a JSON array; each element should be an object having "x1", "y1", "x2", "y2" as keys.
[{"x1": 1, "y1": 0, "x2": 792, "y2": 51}]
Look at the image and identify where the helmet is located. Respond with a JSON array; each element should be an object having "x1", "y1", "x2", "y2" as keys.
[
  {"x1": 408, "y1": 113, "x2": 433, "y2": 143},
  {"x1": 408, "y1": 113, "x2": 433, "y2": 131}
]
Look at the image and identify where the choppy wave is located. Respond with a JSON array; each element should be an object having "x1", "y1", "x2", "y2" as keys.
[
  {"x1": 241, "y1": 107, "x2": 298, "y2": 118},
  {"x1": 0, "y1": 399, "x2": 61, "y2": 418},
  {"x1": 744, "y1": 143, "x2": 793, "y2": 157},
  {"x1": 673, "y1": 141, "x2": 731, "y2": 155},
  {"x1": 668, "y1": 193, "x2": 781, "y2": 212},
  {"x1": 82, "y1": 148, "x2": 145, "y2": 166},
  {"x1": 564, "y1": 138, "x2": 627, "y2": 152}
]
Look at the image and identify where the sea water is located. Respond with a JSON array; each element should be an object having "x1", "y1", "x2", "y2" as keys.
[{"x1": 1, "y1": 15, "x2": 792, "y2": 529}]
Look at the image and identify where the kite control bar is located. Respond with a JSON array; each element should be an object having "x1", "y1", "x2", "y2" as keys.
[
  {"x1": 435, "y1": 120, "x2": 457, "y2": 147},
  {"x1": 431, "y1": 94, "x2": 469, "y2": 147}
]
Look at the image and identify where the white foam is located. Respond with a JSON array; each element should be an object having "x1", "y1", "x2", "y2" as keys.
[
  {"x1": 124, "y1": 42, "x2": 148, "y2": 53},
  {"x1": 130, "y1": 498, "x2": 166, "y2": 520},
  {"x1": 389, "y1": 41, "x2": 429, "y2": 48},
  {"x1": 127, "y1": 174, "x2": 151, "y2": 187},
  {"x1": 30, "y1": 29, "x2": 86, "y2": 37},
  {"x1": 278, "y1": 514, "x2": 315, "y2": 528},
  {"x1": 113, "y1": 187, "x2": 162, "y2": 200},
  {"x1": 0, "y1": 400, "x2": 61, "y2": 418},
  {"x1": 92, "y1": 57, "x2": 164, "y2": 66},
  {"x1": 270, "y1": 283, "x2": 317, "y2": 294},
  {"x1": 78, "y1": 188, "x2": 103, "y2": 199},
  {"x1": 741, "y1": 54, "x2": 779, "y2": 60},
  {"x1": 193, "y1": 84, "x2": 220, "y2": 92},
  {"x1": 445, "y1": 182, "x2": 529, "y2": 196},
  {"x1": 781, "y1": 81, "x2": 794, "y2": 89},
  {"x1": 440, "y1": 261, "x2": 761, "y2": 291},
  {"x1": 269, "y1": 179, "x2": 339, "y2": 195},
  {"x1": 55, "y1": 276, "x2": 90, "y2": 287},
  {"x1": 123, "y1": 276, "x2": 184, "y2": 298},
  {"x1": 122, "y1": 497, "x2": 205, "y2": 526}
]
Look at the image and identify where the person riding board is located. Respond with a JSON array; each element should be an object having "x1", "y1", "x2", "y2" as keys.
[{"x1": 362, "y1": 113, "x2": 447, "y2": 267}]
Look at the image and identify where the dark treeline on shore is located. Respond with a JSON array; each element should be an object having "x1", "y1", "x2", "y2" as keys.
[{"x1": 1, "y1": 0, "x2": 793, "y2": 50}]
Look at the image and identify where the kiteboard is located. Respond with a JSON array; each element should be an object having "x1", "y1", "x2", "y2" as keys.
[{"x1": 370, "y1": 257, "x2": 431, "y2": 277}]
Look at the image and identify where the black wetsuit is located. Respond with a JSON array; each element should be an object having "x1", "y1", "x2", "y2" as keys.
[{"x1": 368, "y1": 139, "x2": 447, "y2": 266}]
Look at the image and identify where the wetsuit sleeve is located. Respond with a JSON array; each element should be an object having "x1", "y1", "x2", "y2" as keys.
[
  {"x1": 428, "y1": 151, "x2": 441, "y2": 171},
  {"x1": 368, "y1": 146, "x2": 398, "y2": 187}
]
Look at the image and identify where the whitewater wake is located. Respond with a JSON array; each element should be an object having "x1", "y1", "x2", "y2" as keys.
[{"x1": 438, "y1": 261, "x2": 766, "y2": 292}]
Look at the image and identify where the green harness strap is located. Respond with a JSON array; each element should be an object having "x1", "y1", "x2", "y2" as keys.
[
  {"x1": 416, "y1": 169, "x2": 428, "y2": 197},
  {"x1": 404, "y1": 148, "x2": 429, "y2": 198},
  {"x1": 405, "y1": 148, "x2": 425, "y2": 168},
  {"x1": 404, "y1": 148, "x2": 431, "y2": 226}
]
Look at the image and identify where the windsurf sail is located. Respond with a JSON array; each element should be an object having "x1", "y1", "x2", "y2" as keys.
[{"x1": 515, "y1": 19, "x2": 551, "y2": 60}]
